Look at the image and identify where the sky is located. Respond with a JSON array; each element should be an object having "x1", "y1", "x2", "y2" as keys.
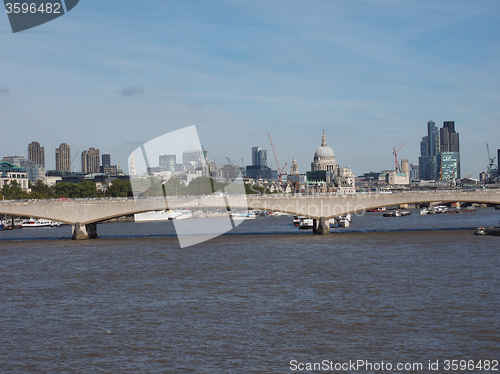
[{"x1": 1, "y1": 0, "x2": 500, "y2": 178}]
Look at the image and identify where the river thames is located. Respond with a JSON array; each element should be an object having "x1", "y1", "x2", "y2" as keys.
[{"x1": 1, "y1": 208, "x2": 499, "y2": 373}]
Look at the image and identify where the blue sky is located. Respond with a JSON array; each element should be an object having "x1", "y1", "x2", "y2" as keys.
[{"x1": 1, "y1": 0, "x2": 499, "y2": 177}]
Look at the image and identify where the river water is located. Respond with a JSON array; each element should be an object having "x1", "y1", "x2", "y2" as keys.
[{"x1": 1, "y1": 208, "x2": 499, "y2": 373}]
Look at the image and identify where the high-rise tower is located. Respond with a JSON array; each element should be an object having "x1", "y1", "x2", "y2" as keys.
[
  {"x1": 28, "y1": 141, "x2": 45, "y2": 167},
  {"x1": 55, "y1": 143, "x2": 71, "y2": 172},
  {"x1": 81, "y1": 148, "x2": 100, "y2": 174}
]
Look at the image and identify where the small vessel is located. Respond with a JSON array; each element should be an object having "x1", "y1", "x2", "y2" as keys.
[
  {"x1": 366, "y1": 207, "x2": 386, "y2": 212},
  {"x1": 383, "y1": 210, "x2": 410, "y2": 217},
  {"x1": 174, "y1": 209, "x2": 193, "y2": 220},
  {"x1": 230, "y1": 211, "x2": 257, "y2": 220},
  {"x1": 474, "y1": 226, "x2": 500, "y2": 236},
  {"x1": 21, "y1": 218, "x2": 61, "y2": 228},
  {"x1": 293, "y1": 215, "x2": 301, "y2": 226},
  {"x1": 134, "y1": 209, "x2": 192, "y2": 222},
  {"x1": 298, "y1": 217, "x2": 314, "y2": 229}
]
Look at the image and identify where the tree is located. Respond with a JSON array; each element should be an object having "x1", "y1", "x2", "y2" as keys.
[
  {"x1": 106, "y1": 179, "x2": 132, "y2": 197},
  {"x1": 1, "y1": 180, "x2": 28, "y2": 200},
  {"x1": 29, "y1": 180, "x2": 54, "y2": 199}
]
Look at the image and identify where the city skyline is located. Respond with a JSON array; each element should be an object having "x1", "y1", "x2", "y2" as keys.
[
  {"x1": 4, "y1": 128, "x2": 500, "y2": 179},
  {"x1": 1, "y1": 1, "x2": 500, "y2": 176}
]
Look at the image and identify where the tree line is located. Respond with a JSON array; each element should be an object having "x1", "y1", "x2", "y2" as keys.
[
  {"x1": 0, "y1": 179, "x2": 132, "y2": 200},
  {"x1": 0, "y1": 177, "x2": 271, "y2": 200}
]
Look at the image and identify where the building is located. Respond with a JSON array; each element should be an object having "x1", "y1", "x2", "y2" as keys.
[
  {"x1": 55, "y1": 143, "x2": 71, "y2": 172},
  {"x1": 28, "y1": 141, "x2": 45, "y2": 167},
  {"x1": 290, "y1": 157, "x2": 298, "y2": 175},
  {"x1": 251, "y1": 147, "x2": 267, "y2": 167},
  {"x1": 437, "y1": 121, "x2": 460, "y2": 180},
  {"x1": 246, "y1": 146, "x2": 272, "y2": 180},
  {"x1": 159, "y1": 154, "x2": 177, "y2": 172},
  {"x1": 99, "y1": 153, "x2": 117, "y2": 176},
  {"x1": 245, "y1": 165, "x2": 275, "y2": 181},
  {"x1": 497, "y1": 149, "x2": 500, "y2": 177},
  {"x1": 419, "y1": 120, "x2": 460, "y2": 181},
  {"x1": 102, "y1": 153, "x2": 111, "y2": 169},
  {"x1": 410, "y1": 163, "x2": 420, "y2": 180},
  {"x1": 221, "y1": 164, "x2": 243, "y2": 180},
  {"x1": 81, "y1": 148, "x2": 100, "y2": 174},
  {"x1": 183, "y1": 150, "x2": 203, "y2": 164},
  {"x1": 305, "y1": 130, "x2": 355, "y2": 193},
  {"x1": 0, "y1": 161, "x2": 29, "y2": 190}
]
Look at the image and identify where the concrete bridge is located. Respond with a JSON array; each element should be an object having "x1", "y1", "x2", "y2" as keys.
[{"x1": 1, "y1": 190, "x2": 499, "y2": 239}]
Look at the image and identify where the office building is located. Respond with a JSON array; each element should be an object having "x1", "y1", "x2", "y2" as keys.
[
  {"x1": 438, "y1": 121, "x2": 460, "y2": 180},
  {"x1": 55, "y1": 143, "x2": 71, "y2": 172},
  {"x1": 0, "y1": 161, "x2": 29, "y2": 190},
  {"x1": 159, "y1": 154, "x2": 177, "y2": 172},
  {"x1": 419, "y1": 121, "x2": 439, "y2": 180},
  {"x1": 102, "y1": 153, "x2": 111, "y2": 169},
  {"x1": 28, "y1": 141, "x2": 45, "y2": 167},
  {"x1": 419, "y1": 120, "x2": 460, "y2": 181},
  {"x1": 81, "y1": 148, "x2": 100, "y2": 174},
  {"x1": 251, "y1": 147, "x2": 267, "y2": 167},
  {"x1": 183, "y1": 150, "x2": 203, "y2": 164},
  {"x1": 498, "y1": 149, "x2": 500, "y2": 177}
]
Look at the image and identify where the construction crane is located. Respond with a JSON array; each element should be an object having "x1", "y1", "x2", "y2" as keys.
[
  {"x1": 486, "y1": 143, "x2": 496, "y2": 176},
  {"x1": 393, "y1": 143, "x2": 406, "y2": 172},
  {"x1": 225, "y1": 157, "x2": 234, "y2": 165},
  {"x1": 70, "y1": 150, "x2": 80, "y2": 172},
  {"x1": 267, "y1": 132, "x2": 287, "y2": 183}
]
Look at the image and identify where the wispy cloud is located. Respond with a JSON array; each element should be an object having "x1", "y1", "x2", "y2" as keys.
[
  {"x1": 0, "y1": 86, "x2": 9, "y2": 93},
  {"x1": 120, "y1": 86, "x2": 144, "y2": 96}
]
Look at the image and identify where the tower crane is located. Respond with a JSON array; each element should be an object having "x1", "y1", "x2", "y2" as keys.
[
  {"x1": 486, "y1": 143, "x2": 496, "y2": 176},
  {"x1": 70, "y1": 150, "x2": 80, "y2": 172},
  {"x1": 225, "y1": 157, "x2": 234, "y2": 165},
  {"x1": 267, "y1": 132, "x2": 287, "y2": 183},
  {"x1": 393, "y1": 143, "x2": 406, "y2": 172}
]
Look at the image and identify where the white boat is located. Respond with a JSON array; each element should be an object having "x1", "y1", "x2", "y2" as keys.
[
  {"x1": 22, "y1": 218, "x2": 61, "y2": 228},
  {"x1": 231, "y1": 211, "x2": 257, "y2": 220},
  {"x1": 338, "y1": 214, "x2": 352, "y2": 227},
  {"x1": 329, "y1": 214, "x2": 352, "y2": 228},
  {"x1": 383, "y1": 210, "x2": 410, "y2": 217},
  {"x1": 299, "y1": 217, "x2": 314, "y2": 229},
  {"x1": 175, "y1": 210, "x2": 193, "y2": 220},
  {"x1": 134, "y1": 209, "x2": 192, "y2": 222}
]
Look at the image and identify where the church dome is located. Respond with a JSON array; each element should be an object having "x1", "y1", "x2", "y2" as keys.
[
  {"x1": 314, "y1": 130, "x2": 335, "y2": 159},
  {"x1": 315, "y1": 145, "x2": 335, "y2": 159}
]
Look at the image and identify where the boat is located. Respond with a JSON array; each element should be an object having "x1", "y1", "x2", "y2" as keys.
[
  {"x1": 21, "y1": 218, "x2": 61, "y2": 228},
  {"x1": 383, "y1": 210, "x2": 410, "y2": 217},
  {"x1": 474, "y1": 226, "x2": 500, "y2": 236},
  {"x1": 230, "y1": 211, "x2": 257, "y2": 220},
  {"x1": 134, "y1": 209, "x2": 192, "y2": 222},
  {"x1": 174, "y1": 209, "x2": 193, "y2": 220},
  {"x1": 366, "y1": 207, "x2": 386, "y2": 212},
  {"x1": 298, "y1": 217, "x2": 314, "y2": 229},
  {"x1": 293, "y1": 215, "x2": 301, "y2": 226},
  {"x1": 329, "y1": 214, "x2": 351, "y2": 227}
]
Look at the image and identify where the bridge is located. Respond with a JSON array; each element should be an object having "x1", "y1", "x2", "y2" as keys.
[{"x1": 1, "y1": 190, "x2": 499, "y2": 239}]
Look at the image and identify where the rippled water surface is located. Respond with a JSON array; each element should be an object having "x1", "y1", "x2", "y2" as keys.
[{"x1": 1, "y1": 208, "x2": 499, "y2": 373}]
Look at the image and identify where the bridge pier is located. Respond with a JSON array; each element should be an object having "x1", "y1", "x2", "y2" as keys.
[
  {"x1": 72, "y1": 222, "x2": 98, "y2": 240},
  {"x1": 313, "y1": 217, "x2": 330, "y2": 235}
]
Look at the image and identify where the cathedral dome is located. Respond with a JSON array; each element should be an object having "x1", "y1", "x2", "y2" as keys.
[
  {"x1": 314, "y1": 144, "x2": 335, "y2": 159},
  {"x1": 314, "y1": 130, "x2": 335, "y2": 160}
]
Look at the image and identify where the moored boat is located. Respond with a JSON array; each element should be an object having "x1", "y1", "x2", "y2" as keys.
[
  {"x1": 383, "y1": 210, "x2": 410, "y2": 217},
  {"x1": 298, "y1": 217, "x2": 314, "y2": 229},
  {"x1": 21, "y1": 218, "x2": 61, "y2": 228}
]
